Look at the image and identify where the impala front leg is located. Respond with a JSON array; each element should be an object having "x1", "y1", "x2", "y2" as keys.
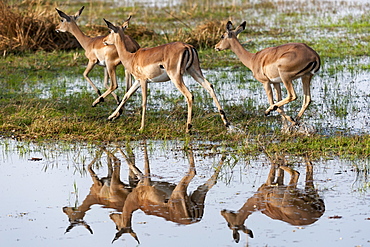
[{"x1": 108, "y1": 81, "x2": 140, "y2": 121}]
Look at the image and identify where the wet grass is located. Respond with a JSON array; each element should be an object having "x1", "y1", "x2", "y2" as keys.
[{"x1": 1, "y1": 0, "x2": 370, "y2": 158}]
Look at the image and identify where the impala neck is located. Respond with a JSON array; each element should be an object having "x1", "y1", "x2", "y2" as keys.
[
  {"x1": 235, "y1": 196, "x2": 259, "y2": 223},
  {"x1": 68, "y1": 22, "x2": 91, "y2": 50},
  {"x1": 229, "y1": 38, "x2": 255, "y2": 70},
  {"x1": 114, "y1": 32, "x2": 135, "y2": 70}
]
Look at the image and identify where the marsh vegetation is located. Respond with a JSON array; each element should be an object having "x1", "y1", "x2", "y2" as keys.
[
  {"x1": 0, "y1": 1, "x2": 369, "y2": 246},
  {"x1": 0, "y1": 0, "x2": 369, "y2": 158}
]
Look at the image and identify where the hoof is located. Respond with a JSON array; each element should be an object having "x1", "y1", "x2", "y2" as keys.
[
  {"x1": 108, "y1": 113, "x2": 120, "y2": 121},
  {"x1": 265, "y1": 105, "x2": 279, "y2": 116},
  {"x1": 92, "y1": 97, "x2": 105, "y2": 107},
  {"x1": 186, "y1": 123, "x2": 192, "y2": 133}
]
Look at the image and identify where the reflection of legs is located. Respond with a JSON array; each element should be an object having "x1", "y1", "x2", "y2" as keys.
[
  {"x1": 280, "y1": 166, "x2": 300, "y2": 189},
  {"x1": 305, "y1": 159, "x2": 314, "y2": 191},
  {"x1": 189, "y1": 154, "x2": 225, "y2": 218}
]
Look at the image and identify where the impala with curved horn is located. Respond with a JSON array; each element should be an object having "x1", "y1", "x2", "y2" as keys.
[
  {"x1": 215, "y1": 21, "x2": 320, "y2": 127},
  {"x1": 221, "y1": 156, "x2": 325, "y2": 243},
  {"x1": 55, "y1": 7, "x2": 140, "y2": 106},
  {"x1": 102, "y1": 17, "x2": 230, "y2": 133},
  {"x1": 110, "y1": 145, "x2": 225, "y2": 244},
  {"x1": 62, "y1": 147, "x2": 137, "y2": 234}
]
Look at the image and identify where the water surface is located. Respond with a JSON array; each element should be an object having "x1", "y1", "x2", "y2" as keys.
[{"x1": 1, "y1": 139, "x2": 369, "y2": 246}]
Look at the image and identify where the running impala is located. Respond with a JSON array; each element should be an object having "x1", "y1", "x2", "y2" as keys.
[
  {"x1": 55, "y1": 7, "x2": 140, "y2": 106},
  {"x1": 215, "y1": 21, "x2": 320, "y2": 127},
  {"x1": 102, "y1": 17, "x2": 230, "y2": 133}
]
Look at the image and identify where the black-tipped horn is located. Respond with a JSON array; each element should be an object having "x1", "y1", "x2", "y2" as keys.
[
  {"x1": 103, "y1": 18, "x2": 119, "y2": 33},
  {"x1": 55, "y1": 8, "x2": 71, "y2": 21}
]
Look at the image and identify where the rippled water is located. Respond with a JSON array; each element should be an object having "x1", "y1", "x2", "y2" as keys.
[{"x1": 1, "y1": 139, "x2": 369, "y2": 247}]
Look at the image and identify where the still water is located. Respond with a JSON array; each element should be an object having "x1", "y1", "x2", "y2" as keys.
[{"x1": 0, "y1": 139, "x2": 368, "y2": 247}]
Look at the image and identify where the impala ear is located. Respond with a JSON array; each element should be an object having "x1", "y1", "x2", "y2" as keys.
[
  {"x1": 104, "y1": 18, "x2": 119, "y2": 33},
  {"x1": 235, "y1": 21, "x2": 246, "y2": 36},
  {"x1": 226, "y1": 21, "x2": 233, "y2": 32},
  {"x1": 74, "y1": 6, "x2": 85, "y2": 19},
  {"x1": 56, "y1": 8, "x2": 70, "y2": 22},
  {"x1": 122, "y1": 15, "x2": 132, "y2": 30},
  {"x1": 244, "y1": 228, "x2": 254, "y2": 238},
  {"x1": 232, "y1": 229, "x2": 240, "y2": 243}
]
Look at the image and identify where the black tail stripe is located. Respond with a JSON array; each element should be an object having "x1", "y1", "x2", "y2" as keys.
[{"x1": 295, "y1": 61, "x2": 316, "y2": 76}]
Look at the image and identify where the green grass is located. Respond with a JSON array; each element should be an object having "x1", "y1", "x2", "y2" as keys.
[{"x1": 1, "y1": 0, "x2": 370, "y2": 159}]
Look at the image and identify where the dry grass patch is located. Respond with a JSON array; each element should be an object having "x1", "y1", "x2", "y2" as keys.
[{"x1": 0, "y1": 0, "x2": 78, "y2": 53}]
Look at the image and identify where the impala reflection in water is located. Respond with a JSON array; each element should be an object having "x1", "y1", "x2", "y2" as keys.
[
  {"x1": 110, "y1": 144, "x2": 225, "y2": 244},
  {"x1": 62, "y1": 147, "x2": 137, "y2": 234},
  {"x1": 61, "y1": 143, "x2": 225, "y2": 244},
  {"x1": 221, "y1": 155, "x2": 325, "y2": 243}
]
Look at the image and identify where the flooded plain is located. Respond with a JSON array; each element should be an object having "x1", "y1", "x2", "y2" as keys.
[
  {"x1": 30, "y1": 56, "x2": 370, "y2": 135},
  {"x1": 1, "y1": 0, "x2": 369, "y2": 246},
  {"x1": 1, "y1": 139, "x2": 369, "y2": 247}
]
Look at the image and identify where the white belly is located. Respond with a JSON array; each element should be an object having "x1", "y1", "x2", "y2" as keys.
[
  {"x1": 97, "y1": 60, "x2": 106, "y2": 66},
  {"x1": 150, "y1": 73, "x2": 170, "y2": 82},
  {"x1": 270, "y1": 77, "x2": 282, "y2": 83}
]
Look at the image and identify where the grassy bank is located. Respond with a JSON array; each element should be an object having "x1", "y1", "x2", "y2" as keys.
[{"x1": 1, "y1": 0, "x2": 370, "y2": 158}]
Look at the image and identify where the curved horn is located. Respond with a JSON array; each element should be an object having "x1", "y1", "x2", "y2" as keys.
[
  {"x1": 112, "y1": 227, "x2": 140, "y2": 244},
  {"x1": 64, "y1": 220, "x2": 93, "y2": 234}
]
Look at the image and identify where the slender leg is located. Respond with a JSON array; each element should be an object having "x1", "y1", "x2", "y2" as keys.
[
  {"x1": 187, "y1": 64, "x2": 230, "y2": 128},
  {"x1": 296, "y1": 74, "x2": 312, "y2": 123},
  {"x1": 92, "y1": 62, "x2": 118, "y2": 107},
  {"x1": 125, "y1": 69, "x2": 133, "y2": 93},
  {"x1": 83, "y1": 61, "x2": 101, "y2": 96},
  {"x1": 103, "y1": 67, "x2": 120, "y2": 104},
  {"x1": 108, "y1": 80, "x2": 140, "y2": 120},
  {"x1": 139, "y1": 80, "x2": 148, "y2": 132},
  {"x1": 171, "y1": 74, "x2": 194, "y2": 132}
]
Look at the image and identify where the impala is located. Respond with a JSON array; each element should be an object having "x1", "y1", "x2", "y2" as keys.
[
  {"x1": 221, "y1": 157, "x2": 325, "y2": 243},
  {"x1": 110, "y1": 145, "x2": 225, "y2": 243},
  {"x1": 55, "y1": 7, "x2": 140, "y2": 106},
  {"x1": 215, "y1": 21, "x2": 320, "y2": 127},
  {"x1": 102, "y1": 17, "x2": 230, "y2": 133},
  {"x1": 63, "y1": 147, "x2": 137, "y2": 234}
]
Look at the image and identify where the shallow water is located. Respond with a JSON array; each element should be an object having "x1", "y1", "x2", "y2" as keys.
[{"x1": 1, "y1": 139, "x2": 369, "y2": 247}]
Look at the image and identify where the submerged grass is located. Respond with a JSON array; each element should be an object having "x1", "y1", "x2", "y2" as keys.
[{"x1": 1, "y1": 0, "x2": 370, "y2": 158}]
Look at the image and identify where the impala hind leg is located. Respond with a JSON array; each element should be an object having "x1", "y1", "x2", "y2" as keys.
[
  {"x1": 138, "y1": 80, "x2": 148, "y2": 132},
  {"x1": 295, "y1": 74, "x2": 312, "y2": 123},
  {"x1": 271, "y1": 83, "x2": 294, "y2": 127},
  {"x1": 124, "y1": 69, "x2": 133, "y2": 93},
  {"x1": 170, "y1": 74, "x2": 193, "y2": 133},
  {"x1": 187, "y1": 67, "x2": 230, "y2": 128},
  {"x1": 103, "y1": 67, "x2": 120, "y2": 105},
  {"x1": 92, "y1": 63, "x2": 118, "y2": 107},
  {"x1": 264, "y1": 77, "x2": 296, "y2": 124}
]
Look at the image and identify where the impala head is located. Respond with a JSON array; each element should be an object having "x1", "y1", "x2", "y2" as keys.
[
  {"x1": 221, "y1": 209, "x2": 253, "y2": 243},
  {"x1": 103, "y1": 16, "x2": 132, "y2": 46},
  {"x1": 62, "y1": 206, "x2": 93, "y2": 234},
  {"x1": 110, "y1": 213, "x2": 140, "y2": 244},
  {"x1": 215, "y1": 21, "x2": 246, "y2": 51},
  {"x1": 55, "y1": 6, "x2": 84, "y2": 33}
]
